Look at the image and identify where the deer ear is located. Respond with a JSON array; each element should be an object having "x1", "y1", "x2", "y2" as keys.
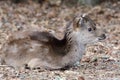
[
  {"x1": 80, "y1": 14, "x2": 90, "y2": 23},
  {"x1": 81, "y1": 13, "x2": 87, "y2": 18},
  {"x1": 73, "y1": 14, "x2": 87, "y2": 27},
  {"x1": 73, "y1": 16, "x2": 81, "y2": 31}
]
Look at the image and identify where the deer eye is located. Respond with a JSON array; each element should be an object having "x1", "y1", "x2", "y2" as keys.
[{"x1": 88, "y1": 28, "x2": 92, "y2": 32}]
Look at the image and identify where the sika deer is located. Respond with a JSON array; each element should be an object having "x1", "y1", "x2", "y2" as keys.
[{"x1": 0, "y1": 14, "x2": 106, "y2": 70}]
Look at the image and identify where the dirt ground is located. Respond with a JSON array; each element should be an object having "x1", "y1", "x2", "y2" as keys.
[{"x1": 0, "y1": 1, "x2": 120, "y2": 80}]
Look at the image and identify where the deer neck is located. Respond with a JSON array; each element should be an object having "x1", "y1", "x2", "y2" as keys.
[{"x1": 62, "y1": 22, "x2": 86, "y2": 55}]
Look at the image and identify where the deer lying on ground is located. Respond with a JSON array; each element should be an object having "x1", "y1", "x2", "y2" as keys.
[{"x1": 0, "y1": 14, "x2": 106, "y2": 70}]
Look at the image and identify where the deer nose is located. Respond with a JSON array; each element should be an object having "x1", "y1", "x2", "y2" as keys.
[
  {"x1": 102, "y1": 34, "x2": 106, "y2": 39},
  {"x1": 99, "y1": 34, "x2": 106, "y2": 40},
  {"x1": 101, "y1": 34, "x2": 106, "y2": 39}
]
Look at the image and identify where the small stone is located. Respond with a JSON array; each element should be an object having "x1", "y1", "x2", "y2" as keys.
[
  {"x1": 81, "y1": 57, "x2": 91, "y2": 62},
  {"x1": 0, "y1": 74, "x2": 4, "y2": 78},
  {"x1": 90, "y1": 57, "x2": 98, "y2": 62},
  {"x1": 78, "y1": 76, "x2": 85, "y2": 80},
  {"x1": 49, "y1": 0, "x2": 61, "y2": 6},
  {"x1": 0, "y1": 22, "x2": 3, "y2": 28}
]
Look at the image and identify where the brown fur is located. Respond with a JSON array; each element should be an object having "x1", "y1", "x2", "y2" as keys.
[{"x1": 0, "y1": 14, "x2": 106, "y2": 70}]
